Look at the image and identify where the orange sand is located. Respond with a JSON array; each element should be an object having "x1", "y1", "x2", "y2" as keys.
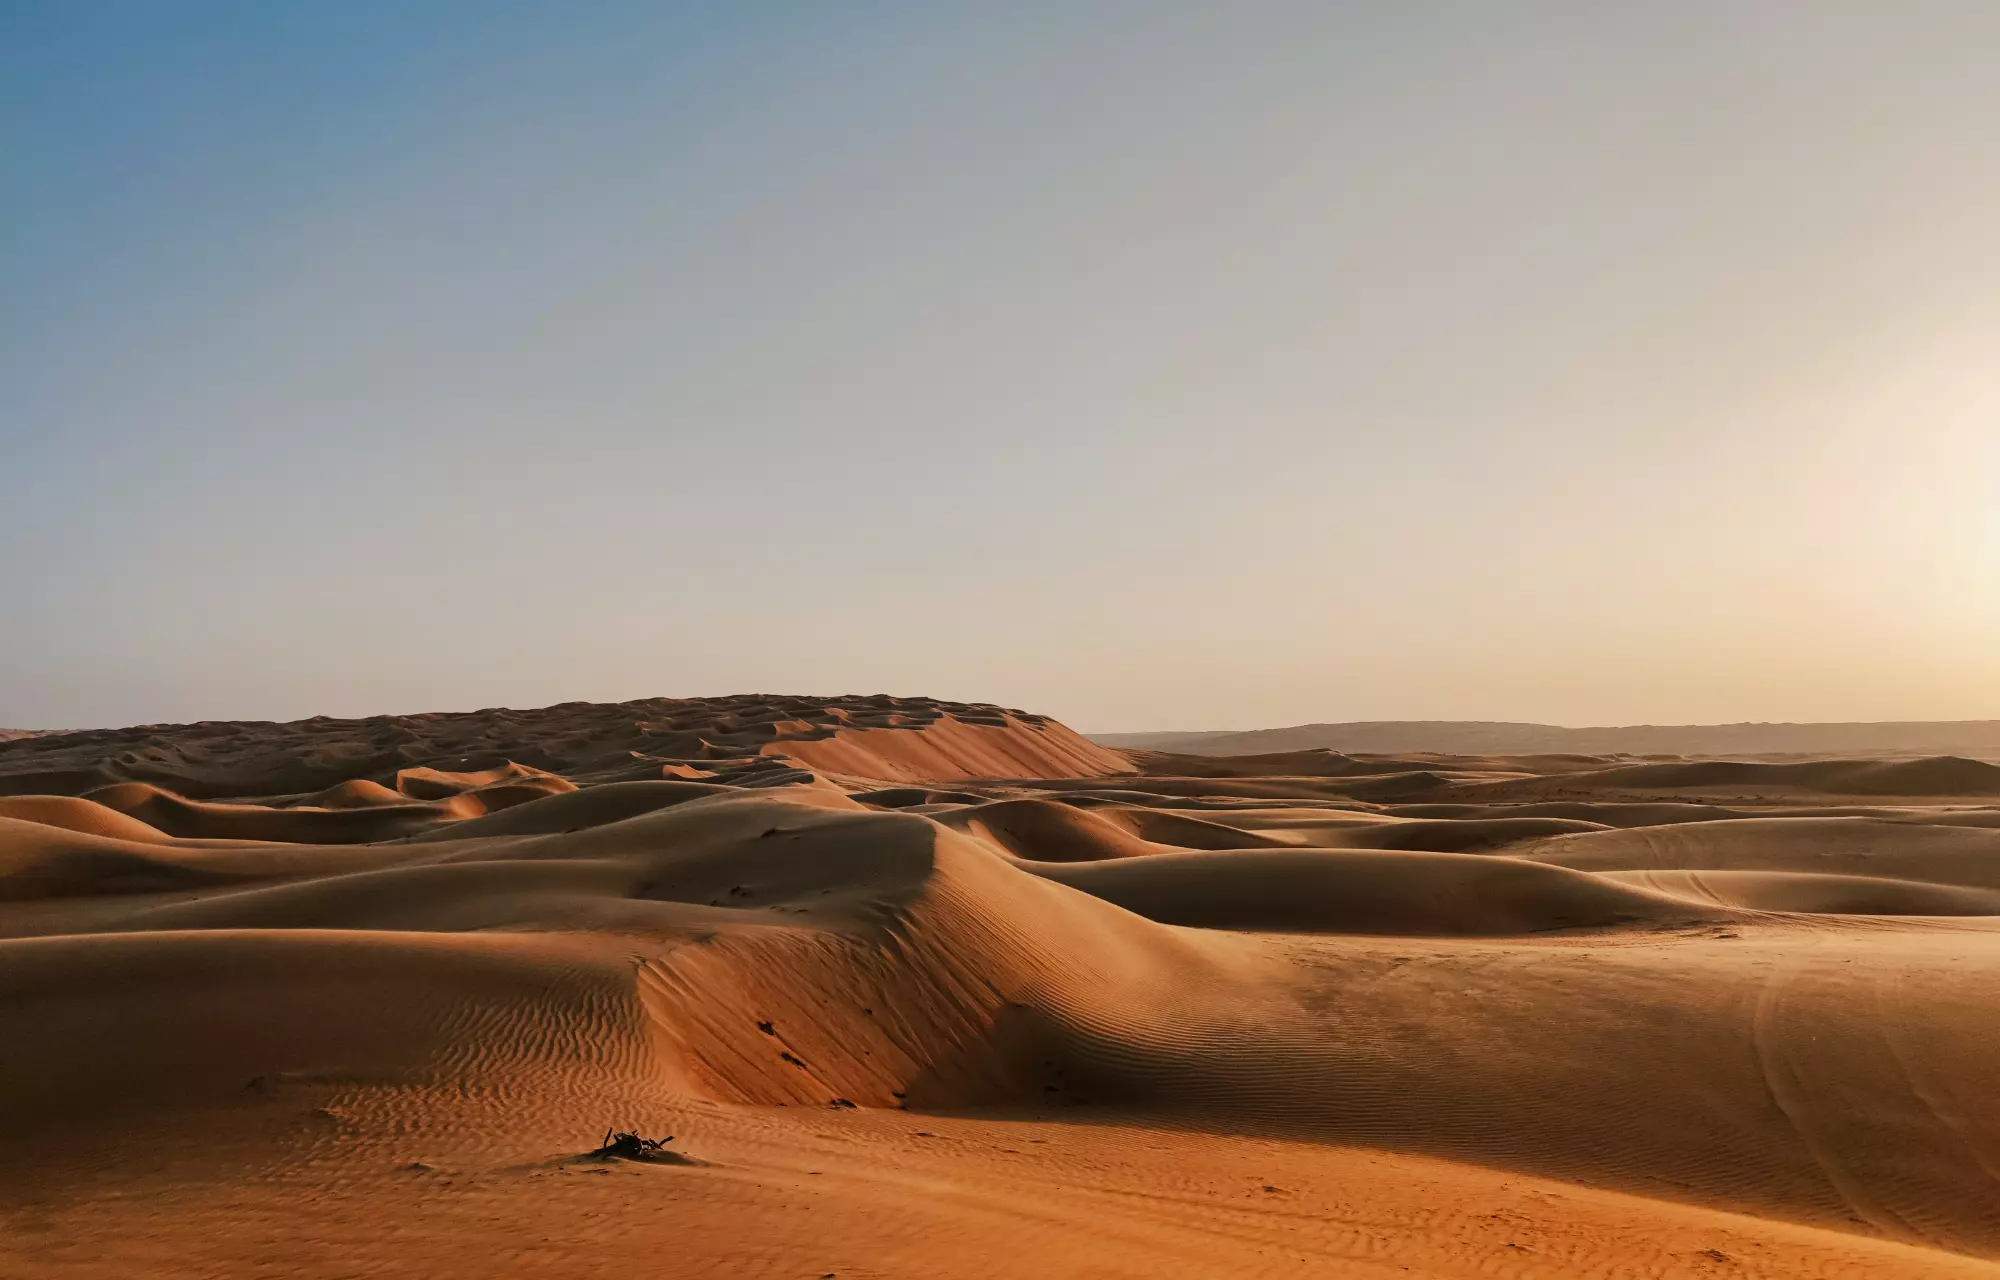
[{"x1": 3, "y1": 696, "x2": 1999, "y2": 1277}]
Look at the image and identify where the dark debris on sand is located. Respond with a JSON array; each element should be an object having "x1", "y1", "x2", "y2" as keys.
[{"x1": 588, "y1": 1130, "x2": 685, "y2": 1162}]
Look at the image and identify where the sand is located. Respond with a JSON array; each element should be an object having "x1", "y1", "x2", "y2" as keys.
[
  {"x1": 1104, "y1": 719, "x2": 2000, "y2": 758},
  {"x1": 4, "y1": 696, "x2": 2000, "y2": 1277}
]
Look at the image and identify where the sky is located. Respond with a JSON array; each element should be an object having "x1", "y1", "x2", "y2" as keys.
[{"x1": 4, "y1": 2, "x2": 1999, "y2": 733}]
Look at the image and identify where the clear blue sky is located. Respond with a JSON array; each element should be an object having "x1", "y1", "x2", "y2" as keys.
[{"x1": 5, "y1": 2, "x2": 1998, "y2": 732}]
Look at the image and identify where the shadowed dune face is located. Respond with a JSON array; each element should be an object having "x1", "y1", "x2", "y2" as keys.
[{"x1": 8, "y1": 699, "x2": 2000, "y2": 1275}]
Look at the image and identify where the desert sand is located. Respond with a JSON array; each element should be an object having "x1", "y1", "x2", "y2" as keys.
[
  {"x1": 1102, "y1": 719, "x2": 2000, "y2": 759},
  {"x1": 4, "y1": 695, "x2": 2000, "y2": 1277}
]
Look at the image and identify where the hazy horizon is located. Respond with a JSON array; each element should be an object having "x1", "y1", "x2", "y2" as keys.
[
  {"x1": 1094, "y1": 715, "x2": 2000, "y2": 737},
  {"x1": 24, "y1": 702, "x2": 2000, "y2": 743},
  {"x1": 8, "y1": 2, "x2": 1999, "y2": 733}
]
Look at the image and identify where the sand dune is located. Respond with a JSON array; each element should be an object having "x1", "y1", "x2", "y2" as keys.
[
  {"x1": 6, "y1": 696, "x2": 2000, "y2": 1276},
  {"x1": 1118, "y1": 746, "x2": 2000, "y2": 808},
  {"x1": 1104, "y1": 718, "x2": 2000, "y2": 759},
  {"x1": 0, "y1": 693, "x2": 1126, "y2": 799}
]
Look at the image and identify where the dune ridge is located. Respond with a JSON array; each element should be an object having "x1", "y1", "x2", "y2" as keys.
[
  {"x1": 0, "y1": 693, "x2": 1127, "y2": 800},
  {"x1": 1102, "y1": 718, "x2": 2000, "y2": 760},
  {"x1": 6, "y1": 694, "x2": 2000, "y2": 1277}
]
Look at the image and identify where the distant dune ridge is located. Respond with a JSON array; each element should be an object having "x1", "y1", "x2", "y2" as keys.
[
  {"x1": 0, "y1": 694, "x2": 1126, "y2": 800},
  {"x1": 1096, "y1": 718, "x2": 2000, "y2": 759},
  {"x1": 7, "y1": 695, "x2": 2000, "y2": 1276}
]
